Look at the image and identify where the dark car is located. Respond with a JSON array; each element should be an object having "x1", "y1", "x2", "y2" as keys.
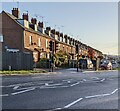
[{"x1": 100, "y1": 62, "x2": 112, "y2": 70}]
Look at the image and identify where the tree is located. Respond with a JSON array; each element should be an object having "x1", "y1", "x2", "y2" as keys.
[
  {"x1": 54, "y1": 50, "x2": 70, "y2": 67},
  {"x1": 88, "y1": 48, "x2": 95, "y2": 60}
]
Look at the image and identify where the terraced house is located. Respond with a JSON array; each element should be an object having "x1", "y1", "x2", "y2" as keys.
[{"x1": 0, "y1": 8, "x2": 102, "y2": 67}]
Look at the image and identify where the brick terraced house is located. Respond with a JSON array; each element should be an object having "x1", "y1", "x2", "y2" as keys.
[{"x1": 0, "y1": 8, "x2": 102, "y2": 65}]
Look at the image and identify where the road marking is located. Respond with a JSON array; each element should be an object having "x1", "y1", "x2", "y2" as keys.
[
  {"x1": 85, "y1": 93, "x2": 111, "y2": 99},
  {"x1": 46, "y1": 83, "x2": 63, "y2": 87},
  {"x1": 59, "y1": 86, "x2": 69, "y2": 88},
  {"x1": 46, "y1": 107, "x2": 62, "y2": 111},
  {"x1": 85, "y1": 88, "x2": 118, "y2": 99},
  {"x1": 111, "y1": 88, "x2": 118, "y2": 94},
  {"x1": 70, "y1": 82, "x2": 80, "y2": 87},
  {"x1": 83, "y1": 79, "x2": 87, "y2": 81},
  {"x1": 64, "y1": 98, "x2": 83, "y2": 108},
  {"x1": 14, "y1": 86, "x2": 36, "y2": 91},
  {"x1": 100, "y1": 78, "x2": 105, "y2": 82},
  {"x1": 13, "y1": 86, "x2": 19, "y2": 90},
  {"x1": 45, "y1": 83, "x2": 49, "y2": 86},
  {"x1": 92, "y1": 77, "x2": 99, "y2": 80},
  {"x1": 11, "y1": 88, "x2": 35, "y2": 95},
  {"x1": 0, "y1": 94, "x2": 9, "y2": 97},
  {"x1": 67, "y1": 81, "x2": 71, "y2": 83}
]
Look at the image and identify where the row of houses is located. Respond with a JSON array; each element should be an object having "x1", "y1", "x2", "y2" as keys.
[{"x1": 0, "y1": 8, "x2": 102, "y2": 65}]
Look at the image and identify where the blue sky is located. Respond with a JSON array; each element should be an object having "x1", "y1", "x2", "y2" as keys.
[{"x1": 1, "y1": 2, "x2": 118, "y2": 55}]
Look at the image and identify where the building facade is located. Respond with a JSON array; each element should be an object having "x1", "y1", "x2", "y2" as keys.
[{"x1": 0, "y1": 8, "x2": 103, "y2": 65}]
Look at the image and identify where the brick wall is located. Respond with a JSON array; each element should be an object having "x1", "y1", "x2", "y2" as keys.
[{"x1": 2, "y1": 12, "x2": 23, "y2": 50}]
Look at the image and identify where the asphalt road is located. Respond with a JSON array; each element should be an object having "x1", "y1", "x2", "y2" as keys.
[{"x1": 1, "y1": 69, "x2": 120, "y2": 111}]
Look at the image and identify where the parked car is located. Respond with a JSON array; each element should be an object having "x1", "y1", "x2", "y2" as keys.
[
  {"x1": 111, "y1": 61, "x2": 118, "y2": 69},
  {"x1": 100, "y1": 61, "x2": 112, "y2": 70},
  {"x1": 87, "y1": 59, "x2": 93, "y2": 69},
  {"x1": 79, "y1": 59, "x2": 93, "y2": 69}
]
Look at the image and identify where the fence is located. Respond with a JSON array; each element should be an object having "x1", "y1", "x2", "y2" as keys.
[{"x1": 1, "y1": 52, "x2": 33, "y2": 70}]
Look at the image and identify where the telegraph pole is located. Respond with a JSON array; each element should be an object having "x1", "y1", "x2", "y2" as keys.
[
  {"x1": 49, "y1": 41, "x2": 54, "y2": 72},
  {"x1": 76, "y1": 44, "x2": 79, "y2": 72}
]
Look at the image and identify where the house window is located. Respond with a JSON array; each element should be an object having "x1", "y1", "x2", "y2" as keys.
[
  {"x1": 38, "y1": 38, "x2": 41, "y2": 47},
  {"x1": 46, "y1": 39, "x2": 48, "y2": 48},
  {"x1": 29, "y1": 36, "x2": 32, "y2": 45}
]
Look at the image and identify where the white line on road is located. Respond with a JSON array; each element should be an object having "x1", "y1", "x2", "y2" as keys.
[
  {"x1": 70, "y1": 82, "x2": 80, "y2": 87},
  {"x1": 85, "y1": 88, "x2": 118, "y2": 99},
  {"x1": 111, "y1": 88, "x2": 118, "y2": 94},
  {"x1": 13, "y1": 86, "x2": 19, "y2": 90},
  {"x1": 64, "y1": 98, "x2": 83, "y2": 108},
  {"x1": 92, "y1": 77, "x2": 99, "y2": 80},
  {"x1": 0, "y1": 94, "x2": 9, "y2": 97},
  {"x1": 46, "y1": 107, "x2": 63, "y2": 111},
  {"x1": 82, "y1": 79, "x2": 87, "y2": 81},
  {"x1": 85, "y1": 93, "x2": 111, "y2": 99},
  {"x1": 46, "y1": 83, "x2": 63, "y2": 87},
  {"x1": 100, "y1": 78, "x2": 105, "y2": 82},
  {"x1": 67, "y1": 81, "x2": 71, "y2": 83},
  {"x1": 11, "y1": 88, "x2": 35, "y2": 95}
]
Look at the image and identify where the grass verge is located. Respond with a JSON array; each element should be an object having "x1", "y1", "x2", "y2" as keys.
[{"x1": 0, "y1": 70, "x2": 47, "y2": 75}]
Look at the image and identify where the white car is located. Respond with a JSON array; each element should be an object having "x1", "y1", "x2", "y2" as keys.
[{"x1": 87, "y1": 59, "x2": 93, "y2": 69}]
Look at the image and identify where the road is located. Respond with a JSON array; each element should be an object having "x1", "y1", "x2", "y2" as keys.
[{"x1": 1, "y1": 69, "x2": 119, "y2": 111}]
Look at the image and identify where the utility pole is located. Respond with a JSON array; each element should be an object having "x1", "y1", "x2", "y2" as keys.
[
  {"x1": 76, "y1": 44, "x2": 79, "y2": 72},
  {"x1": 49, "y1": 41, "x2": 54, "y2": 72}
]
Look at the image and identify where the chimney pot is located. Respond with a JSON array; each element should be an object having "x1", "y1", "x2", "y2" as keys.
[
  {"x1": 46, "y1": 27, "x2": 51, "y2": 31},
  {"x1": 38, "y1": 22, "x2": 44, "y2": 28},
  {"x1": 31, "y1": 18, "x2": 37, "y2": 24},
  {"x1": 12, "y1": 8, "x2": 20, "y2": 18},
  {"x1": 51, "y1": 29, "x2": 56, "y2": 34},
  {"x1": 22, "y1": 13, "x2": 29, "y2": 21}
]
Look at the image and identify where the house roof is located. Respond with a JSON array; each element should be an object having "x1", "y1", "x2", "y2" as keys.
[{"x1": 2, "y1": 11, "x2": 54, "y2": 40}]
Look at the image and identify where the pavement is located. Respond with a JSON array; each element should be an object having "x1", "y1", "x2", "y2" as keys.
[{"x1": 1, "y1": 68, "x2": 119, "y2": 111}]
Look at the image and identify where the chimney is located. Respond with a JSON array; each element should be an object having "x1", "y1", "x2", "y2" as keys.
[
  {"x1": 56, "y1": 31, "x2": 60, "y2": 36},
  {"x1": 12, "y1": 8, "x2": 20, "y2": 18},
  {"x1": 46, "y1": 27, "x2": 51, "y2": 36},
  {"x1": 46, "y1": 27, "x2": 51, "y2": 31},
  {"x1": 30, "y1": 18, "x2": 37, "y2": 31},
  {"x1": 64, "y1": 35, "x2": 68, "y2": 43},
  {"x1": 31, "y1": 18, "x2": 37, "y2": 25},
  {"x1": 38, "y1": 22, "x2": 44, "y2": 28},
  {"x1": 51, "y1": 29, "x2": 56, "y2": 34},
  {"x1": 22, "y1": 13, "x2": 29, "y2": 21},
  {"x1": 60, "y1": 33, "x2": 63, "y2": 42},
  {"x1": 60, "y1": 33, "x2": 63, "y2": 37}
]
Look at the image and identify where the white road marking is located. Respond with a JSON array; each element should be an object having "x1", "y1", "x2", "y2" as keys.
[
  {"x1": 0, "y1": 94, "x2": 9, "y2": 97},
  {"x1": 111, "y1": 88, "x2": 118, "y2": 94},
  {"x1": 92, "y1": 77, "x2": 99, "y2": 80},
  {"x1": 46, "y1": 83, "x2": 63, "y2": 87},
  {"x1": 64, "y1": 98, "x2": 83, "y2": 108},
  {"x1": 46, "y1": 107, "x2": 62, "y2": 111},
  {"x1": 3, "y1": 81, "x2": 52, "y2": 88},
  {"x1": 70, "y1": 82, "x2": 80, "y2": 87},
  {"x1": 45, "y1": 83, "x2": 49, "y2": 86},
  {"x1": 67, "y1": 81, "x2": 71, "y2": 83},
  {"x1": 59, "y1": 86, "x2": 69, "y2": 88},
  {"x1": 85, "y1": 93, "x2": 111, "y2": 99},
  {"x1": 100, "y1": 78, "x2": 105, "y2": 82},
  {"x1": 14, "y1": 86, "x2": 36, "y2": 91},
  {"x1": 83, "y1": 79, "x2": 87, "y2": 81},
  {"x1": 13, "y1": 86, "x2": 19, "y2": 90},
  {"x1": 85, "y1": 88, "x2": 118, "y2": 99},
  {"x1": 11, "y1": 88, "x2": 35, "y2": 95}
]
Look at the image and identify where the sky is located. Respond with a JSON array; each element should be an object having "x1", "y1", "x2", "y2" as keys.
[{"x1": 1, "y1": 2, "x2": 118, "y2": 55}]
